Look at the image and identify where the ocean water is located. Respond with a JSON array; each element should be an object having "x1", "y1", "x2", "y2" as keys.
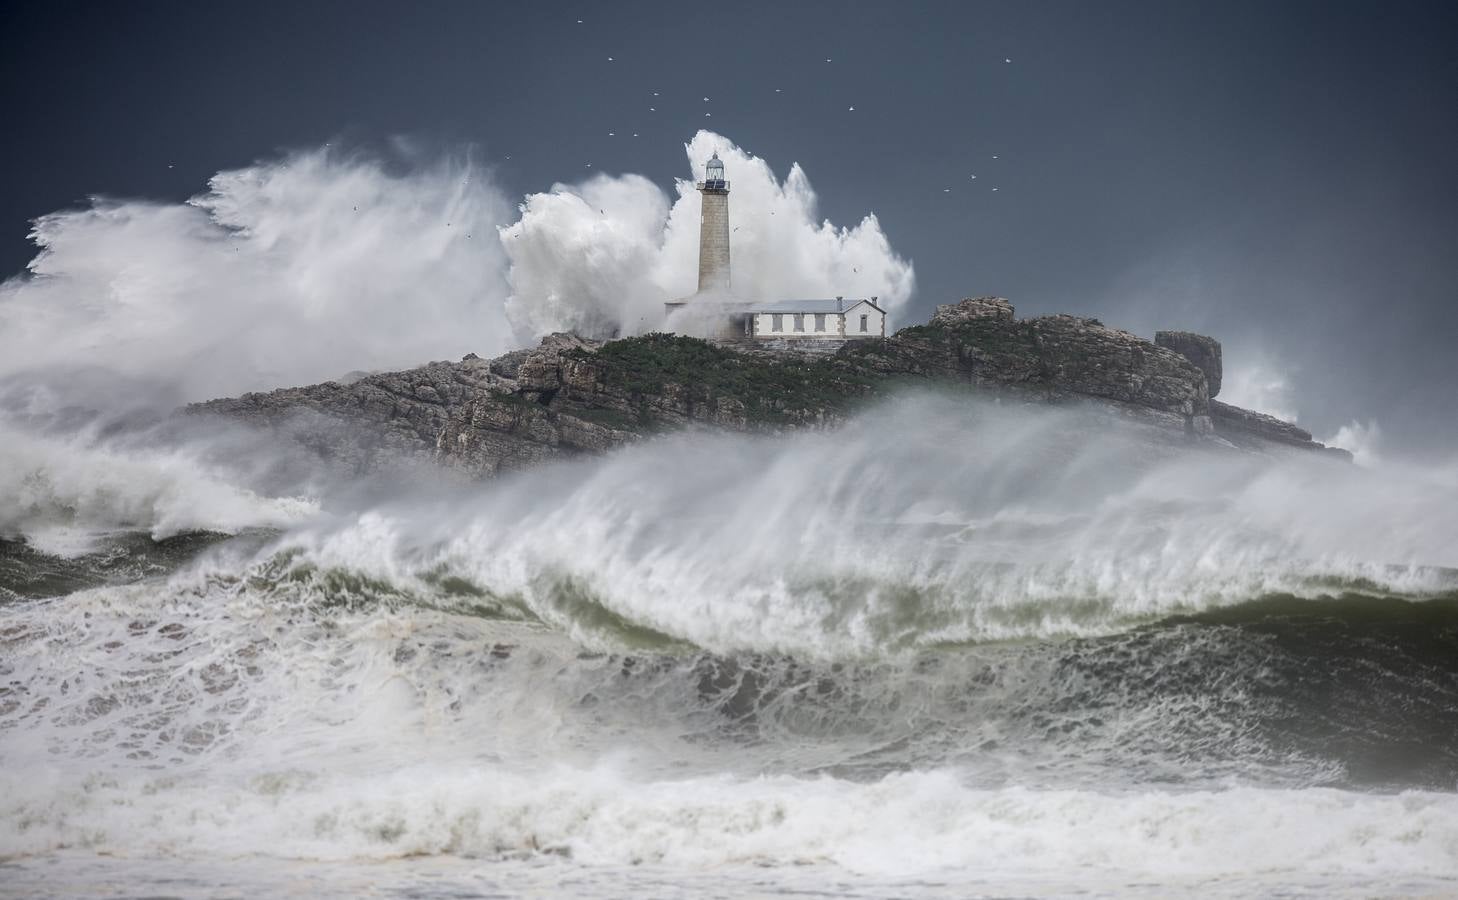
[{"x1": 3, "y1": 397, "x2": 1457, "y2": 898}]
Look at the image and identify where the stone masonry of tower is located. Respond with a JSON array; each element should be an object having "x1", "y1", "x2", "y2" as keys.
[{"x1": 697, "y1": 179, "x2": 730, "y2": 292}]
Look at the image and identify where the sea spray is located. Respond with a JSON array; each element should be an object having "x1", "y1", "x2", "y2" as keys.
[{"x1": 3, "y1": 393, "x2": 1458, "y2": 896}]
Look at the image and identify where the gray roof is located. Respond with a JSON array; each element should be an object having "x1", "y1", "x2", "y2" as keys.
[{"x1": 748, "y1": 298, "x2": 884, "y2": 314}]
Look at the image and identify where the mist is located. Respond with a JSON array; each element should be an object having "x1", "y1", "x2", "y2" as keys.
[
  {"x1": 501, "y1": 132, "x2": 914, "y2": 337},
  {"x1": 0, "y1": 132, "x2": 909, "y2": 422},
  {"x1": 236, "y1": 393, "x2": 1458, "y2": 657}
]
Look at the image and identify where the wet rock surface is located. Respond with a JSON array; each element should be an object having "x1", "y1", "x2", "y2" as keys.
[
  {"x1": 1156, "y1": 330, "x2": 1223, "y2": 398},
  {"x1": 187, "y1": 297, "x2": 1345, "y2": 476}
]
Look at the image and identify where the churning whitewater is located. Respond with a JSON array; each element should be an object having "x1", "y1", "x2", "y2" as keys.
[
  {"x1": 0, "y1": 131, "x2": 1455, "y2": 897},
  {"x1": 3, "y1": 394, "x2": 1458, "y2": 897}
]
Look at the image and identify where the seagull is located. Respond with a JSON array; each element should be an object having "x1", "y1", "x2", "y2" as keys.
[
  {"x1": 703, "y1": 96, "x2": 710, "y2": 102},
  {"x1": 848, "y1": 106, "x2": 855, "y2": 111},
  {"x1": 650, "y1": 107, "x2": 656, "y2": 112},
  {"x1": 167, "y1": 163, "x2": 174, "y2": 169},
  {"x1": 653, "y1": 92, "x2": 659, "y2": 96},
  {"x1": 775, "y1": 88, "x2": 782, "y2": 93},
  {"x1": 826, "y1": 58, "x2": 832, "y2": 62},
  {"x1": 993, "y1": 155, "x2": 999, "y2": 159},
  {"x1": 632, "y1": 132, "x2": 639, "y2": 137},
  {"x1": 608, "y1": 132, "x2": 615, "y2": 136},
  {"x1": 577, "y1": 19, "x2": 583, "y2": 23},
  {"x1": 969, "y1": 175, "x2": 977, "y2": 179},
  {"x1": 992, "y1": 187, "x2": 999, "y2": 192},
  {"x1": 944, "y1": 188, "x2": 951, "y2": 192},
  {"x1": 1004, "y1": 58, "x2": 1011, "y2": 63},
  {"x1": 607, "y1": 57, "x2": 614, "y2": 61},
  {"x1": 733, "y1": 226, "x2": 740, "y2": 232},
  {"x1": 705, "y1": 112, "x2": 711, "y2": 117}
]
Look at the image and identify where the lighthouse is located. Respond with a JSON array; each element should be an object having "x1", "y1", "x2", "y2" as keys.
[
  {"x1": 696, "y1": 152, "x2": 731, "y2": 293},
  {"x1": 663, "y1": 149, "x2": 882, "y2": 343}
]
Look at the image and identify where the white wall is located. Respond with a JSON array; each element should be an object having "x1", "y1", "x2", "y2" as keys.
[
  {"x1": 752, "y1": 305, "x2": 885, "y2": 339},
  {"x1": 842, "y1": 301, "x2": 885, "y2": 338},
  {"x1": 753, "y1": 312, "x2": 841, "y2": 339}
]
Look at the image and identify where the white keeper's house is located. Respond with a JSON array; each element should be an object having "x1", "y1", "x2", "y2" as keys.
[
  {"x1": 746, "y1": 297, "x2": 886, "y2": 339},
  {"x1": 664, "y1": 152, "x2": 887, "y2": 345}
]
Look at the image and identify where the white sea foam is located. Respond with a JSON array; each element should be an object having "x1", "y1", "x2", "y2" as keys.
[
  {"x1": 2, "y1": 483, "x2": 1455, "y2": 893},
  {"x1": 2, "y1": 586, "x2": 1454, "y2": 882},
  {"x1": 501, "y1": 131, "x2": 915, "y2": 339},
  {"x1": 0, "y1": 132, "x2": 912, "y2": 419},
  {"x1": 0, "y1": 423, "x2": 317, "y2": 554},
  {"x1": 250, "y1": 395, "x2": 1458, "y2": 655},
  {"x1": 3, "y1": 757, "x2": 1456, "y2": 882}
]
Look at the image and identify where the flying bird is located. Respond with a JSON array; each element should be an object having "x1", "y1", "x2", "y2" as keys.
[
  {"x1": 848, "y1": 106, "x2": 855, "y2": 111},
  {"x1": 1004, "y1": 58, "x2": 1011, "y2": 63}
]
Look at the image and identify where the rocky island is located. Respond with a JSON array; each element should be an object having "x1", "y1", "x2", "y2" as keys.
[{"x1": 189, "y1": 297, "x2": 1350, "y2": 476}]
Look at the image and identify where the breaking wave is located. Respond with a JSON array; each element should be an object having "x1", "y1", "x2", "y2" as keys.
[{"x1": 3, "y1": 394, "x2": 1458, "y2": 895}]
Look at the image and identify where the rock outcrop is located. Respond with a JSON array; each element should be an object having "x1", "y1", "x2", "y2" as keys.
[
  {"x1": 1155, "y1": 331, "x2": 1222, "y2": 398},
  {"x1": 931, "y1": 295, "x2": 1015, "y2": 325},
  {"x1": 187, "y1": 296, "x2": 1344, "y2": 477}
]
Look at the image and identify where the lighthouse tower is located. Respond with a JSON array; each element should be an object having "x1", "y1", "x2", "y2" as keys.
[{"x1": 696, "y1": 152, "x2": 731, "y2": 293}]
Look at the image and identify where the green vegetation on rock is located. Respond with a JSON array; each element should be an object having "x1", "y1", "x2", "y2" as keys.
[{"x1": 574, "y1": 333, "x2": 879, "y2": 425}]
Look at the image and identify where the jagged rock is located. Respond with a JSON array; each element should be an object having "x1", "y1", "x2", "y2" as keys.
[
  {"x1": 515, "y1": 333, "x2": 599, "y2": 394},
  {"x1": 871, "y1": 309, "x2": 1208, "y2": 419},
  {"x1": 1027, "y1": 315, "x2": 1207, "y2": 417},
  {"x1": 186, "y1": 299, "x2": 1339, "y2": 477},
  {"x1": 932, "y1": 296, "x2": 1015, "y2": 326},
  {"x1": 1155, "y1": 331, "x2": 1223, "y2": 397},
  {"x1": 1209, "y1": 399, "x2": 1313, "y2": 448}
]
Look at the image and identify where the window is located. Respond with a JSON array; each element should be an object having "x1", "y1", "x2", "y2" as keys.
[
  {"x1": 860, "y1": 314, "x2": 869, "y2": 333},
  {"x1": 794, "y1": 314, "x2": 805, "y2": 332},
  {"x1": 814, "y1": 313, "x2": 826, "y2": 332},
  {"x1": 772, "y1": 314, "x2": 782, "y2": 332}
]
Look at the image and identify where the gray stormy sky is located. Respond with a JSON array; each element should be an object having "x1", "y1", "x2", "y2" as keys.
[{"x1": 2, "y1": 1, "x2": 1456, "y2": 453}]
